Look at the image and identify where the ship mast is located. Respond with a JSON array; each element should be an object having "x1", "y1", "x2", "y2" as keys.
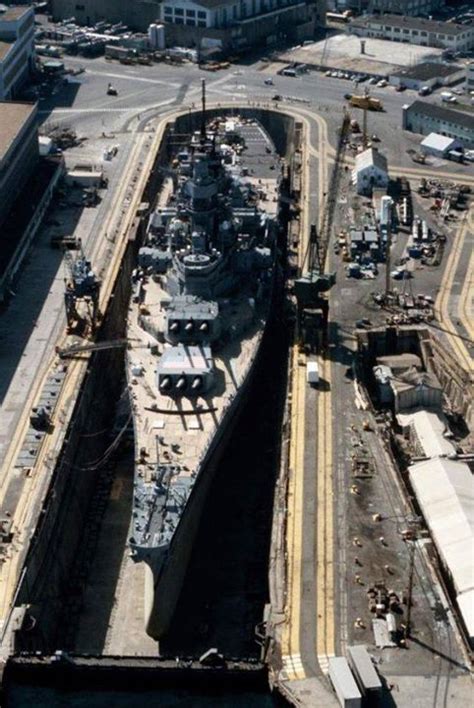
[{"x1": 200, "y1": 78, "x2": 206, "y2": 142}]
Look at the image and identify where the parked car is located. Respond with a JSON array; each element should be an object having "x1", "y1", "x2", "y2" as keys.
[
  {"x1": 395, "y1": 83, "x2": 406, "y2": 92},
  {"x1": 377, "y1": 79, "x2": 388, "y2": 87},
  {"x1": 264, "y1": 77, "x2": 274, "y2": 85},
  {"x1": 418, "y1": 85, "x2": 432, "y2": 96}
]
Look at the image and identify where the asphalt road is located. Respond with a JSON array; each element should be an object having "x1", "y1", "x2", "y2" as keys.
[{"x1": 36, "y1": 55, "x2": 473, "y2": 180}]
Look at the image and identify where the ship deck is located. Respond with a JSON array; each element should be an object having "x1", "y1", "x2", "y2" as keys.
[{"x1": 127, "y1": 118, "x2": 280, "y2": 550}]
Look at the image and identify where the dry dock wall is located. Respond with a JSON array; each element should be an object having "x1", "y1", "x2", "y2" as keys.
[
  {"x1": 7, "y1": 130, "x2": 170, "y2": 653},
  {"x1": 7, "y1": 110, "x2": 297, "y2": 653}
]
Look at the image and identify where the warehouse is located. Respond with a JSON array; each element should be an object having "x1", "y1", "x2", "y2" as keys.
[
  {"x1": 349, "y1": 14, "x2": 474, "y2": 52},
  {"x1": 408, "y1": 457, "x2": 474, "y2": 644},
  {"x1": 389, "y1": 62, "x2": 465, "y2": 91},
  {"x1": 50, "y1": 0, "x2": 322, "y2": 48},
  {"x1": 0, "y1": 5, "x2": 35, "y2": 100},
  {"x1": 402, "y1": 100, "x2": 474, "y2": 149},
  {"x1": 0, "y1": 101, "x2": 38, "y2": 228}
]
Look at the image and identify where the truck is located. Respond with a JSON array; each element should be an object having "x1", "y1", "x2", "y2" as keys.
[
  {"x1": 348, "y1": 94, "x2": 384, "y2": 111},
  {"x1": 306, "y1": 361, "x2": 319, "y2": 385},
  {"x1": 104, "y1": 44, "x2": 135, "y2": 61},
  {"x1": 328, "y1": 657, "x2": 362, "y2": 708}
]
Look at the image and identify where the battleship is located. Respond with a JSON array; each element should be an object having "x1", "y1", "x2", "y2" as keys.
[{"x1": 126, "y1": 104, "x2": 282, "y2": 639}]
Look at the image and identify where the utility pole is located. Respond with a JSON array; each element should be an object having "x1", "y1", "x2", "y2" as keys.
[
  {"x1": 405, "y1": 537, "x2": 415, "y2": 639},
  {"x1": 362, "y1": 87, "x2": 368, "y2": 149}
]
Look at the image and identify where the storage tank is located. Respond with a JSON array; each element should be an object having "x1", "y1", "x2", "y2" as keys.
[
  {"x1": 150, "y1": 22, "x2": 166, "y2": 50},
  {"x1": 328, "y1": 657, "x2": 362, "y2": 708}
]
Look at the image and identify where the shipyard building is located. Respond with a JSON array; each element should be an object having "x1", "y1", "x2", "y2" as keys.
[
  {"x1": 349, "y1": 14, "x2": 474, "y2": 51},
  {"x1": 0, "y1": 4, "x2": 35, "y2": 100},
  {"x1": 0, "y1": 101, "x2": 38, "y2": 228},
  {"x1": 339, "y1": 0, "x2": 444, "y2": 16},
  {"x1": 50, "y1": 0, "x2": 322, "y2": 47},
  {"x1": 402, "y1": 100, "x2": 474, "y2": 149}
]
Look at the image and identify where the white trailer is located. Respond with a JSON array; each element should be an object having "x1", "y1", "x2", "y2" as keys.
[
  {"x1": 306, "y1": 361, "x2": 319, "y2": 385},
  {"x1": 347, "y1": 645, "x2": 382, "y2": 699},
  {"x1": 329, "y1": 657, "x2": 362, "y2": 708}
]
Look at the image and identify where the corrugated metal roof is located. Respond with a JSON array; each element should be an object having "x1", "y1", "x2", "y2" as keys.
[
  {"x1": 407, "y1": 101, "x2": 474, "y2": 132},
  {"x1": 397, "y1": 409, "x2": 456, "y2": 458},
  {"x1": 408, "y1": 457, "x2": 474, "y2": 596},
  {"x1": 351, "y1": 13, "x2": 470, "y2": 36}
]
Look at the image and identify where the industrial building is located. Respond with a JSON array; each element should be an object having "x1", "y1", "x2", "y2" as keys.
[
  {"x1": 0, "y1": 4, "x2": 35, "y2": 100},
  {"x1": 390, "y1": 367, "x2": 443, "y2": 412},
  {"x1": 366, "y1": 0, "x2": 443, "y2": 15},
  {"x1": 466, "y1": 61, "x2": 474, "y2": 93},
  {"x1": 0, "y1": 101, "x2": 38, "y2": 228},
  {"x1": 334, "y1": 0, "x2": 444, "y2": 16},
  {"x1": 352, "y1": 147, "x2": 388, "y2": 196},
  {"x1": 160, "y1": 0, "x2": 317, "y2": 52},
  {"x1": 389, "y1": 62, "x2": 465, "y2": 91},
  {"x1": 50, "y1": 0, "x2": 323, "y2": 48},
  {"x1": 402, "y1": 100, "x2": 474, "y2": 149},
  {"x1": 50, "y1": 0, "x2": 160, "y2": 31},
  {"x1": 349, "y1": 14, "x2": 474, "y2": 52},
  {"x1": 420, "y1": 133, "x2": 463, "y2": 158}
]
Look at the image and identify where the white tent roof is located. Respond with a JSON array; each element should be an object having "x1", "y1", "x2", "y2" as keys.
[
  {"x1": 457, "y1": 589, "x2": 474, "y2": 641},
  {"x1": 409, "y1": 458, "x2": 474, "y2": 596},
  {"x1": 397, "y1": 409, "x2": 456, "y2": 458},
  {"x1": 421, "y1": 132, "x2": 458, "y2": 153}
]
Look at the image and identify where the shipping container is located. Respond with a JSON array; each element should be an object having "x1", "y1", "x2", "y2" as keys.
[
  {"x1": 329, "y1": 657, "x2": 362, "y2": 708},
  {"x1": 347, "y1": 645, "x2": 382, "y2": 702}
]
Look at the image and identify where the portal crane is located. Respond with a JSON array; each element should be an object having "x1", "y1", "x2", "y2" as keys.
[
  {"x1": 64, "y1": 246, "x2": 101, "y2": 335},
  {"x1": 295, "y1": 110, "x2": 350, "y2": 349}
]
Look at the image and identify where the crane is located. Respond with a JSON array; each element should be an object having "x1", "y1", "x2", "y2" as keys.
[
  {"x1": 294, "y1": 110, "x2": 350, "y2": 350},
  {"x1": 63, "y1": 247, "x2": 101, "y2": 336}
]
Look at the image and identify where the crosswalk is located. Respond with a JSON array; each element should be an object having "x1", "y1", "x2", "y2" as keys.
[
  {"x1": 317, "y1": 652, "x2": 335, "y2": 675},
  {"x1": 281, "y1": 653, "x2": 306, "y2": 680}
]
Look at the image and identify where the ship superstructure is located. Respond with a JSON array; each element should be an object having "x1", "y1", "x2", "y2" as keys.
[{"x1": 126, "y1": 113, "x2": 281, "y2": 638}]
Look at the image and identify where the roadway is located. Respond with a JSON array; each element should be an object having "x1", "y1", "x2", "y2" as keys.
[
  {"x1": 435, "y1": 205, "x2": 474, "y2": 378},
  {"x1": 0, "y1": 55, "x2": 471, "y2": 695}
]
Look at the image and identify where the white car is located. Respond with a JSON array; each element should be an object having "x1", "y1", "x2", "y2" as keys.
[
  {"x1": 368, "y1": 77, "x2": 377, "y2": 85},
  {"x1": 377, "y1": 79, "x2": 388, "y2": 87}
]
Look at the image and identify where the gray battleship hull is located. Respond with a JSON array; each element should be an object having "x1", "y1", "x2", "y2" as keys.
[{"x1": 144, "y1": 315, "x2": 270, "y2": 639}]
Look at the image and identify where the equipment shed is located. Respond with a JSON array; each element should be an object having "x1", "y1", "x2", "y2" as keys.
[{"x1": 421, "y1": 133, "x2": 463, "y2": 158}]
